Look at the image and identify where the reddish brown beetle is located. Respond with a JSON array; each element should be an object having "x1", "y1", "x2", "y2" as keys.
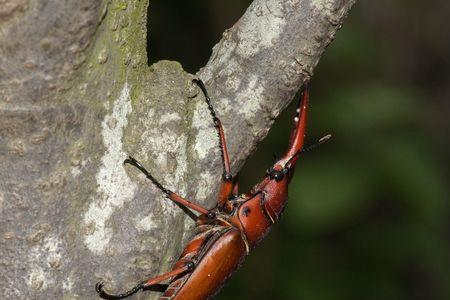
[{"x1": 96, "y1": 79, "x2": 328, "y2": 299}]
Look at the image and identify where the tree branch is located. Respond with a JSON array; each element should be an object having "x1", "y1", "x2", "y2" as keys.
[{"x1": 198, "y1": 0, "x2": 357, "y2": 172}]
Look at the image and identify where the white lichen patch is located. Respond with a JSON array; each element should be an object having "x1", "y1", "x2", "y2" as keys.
[
  {"x1": 311, "y1": 0, "x2": 334, "y2": 11},
  {"x1": 28, "y1": 267, "x2": 46, "y2": 291},
  {"x1": 138, "y1": 124, "x2": 189, "y2": 218},
  {"x1": 159, "y1": 112, "x2": 182, "y2": 124},
  {"x1": 62, "y1": 277, "x2": 74, "y2": 291},
  {"x1": 161, "y1": 140, "x2": 188, "y2": 218},
  {"x1": 26, "y1": 235, "x2": 65, "y2": 291},
  {"x1": 71, "y1": 159, "x2": 87, "y2": 177},
  {"x1": 195, "y1": 171, "x2": 214, "y2": 201},
  {"x1": 310, "y1": 0, "x2": 341, "y2": 22},
  {"x1": 135, "y1": 214, "x2": 158, "y2": 232},
  {"x1": 83, "y1": 83, "x2": 137, "y2": 255},
  {"x1": 236, "y1": 1, "x2": 286, "y2": 57},
  {"x1": 237, "y1": 74, "x2": 264, "y2": 119},
  {"x1": 70, "y1": 166, "x2": 81, "y2": 177},
  {"x1": 44, "y1": 236, "x2": 63, "y2": 269},
  {"x1": 224, "y1": 76, "x2": 239, "y2": 92},
  {"x1": 210, "y1": 92, "x2": 232, "y2": 116},
  {"x1": 192, "y1": 100, "x2": 217, "y2": 160}
]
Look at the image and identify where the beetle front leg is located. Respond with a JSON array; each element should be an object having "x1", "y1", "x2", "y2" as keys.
[{"x1": 124, "y1": 157, "x2": 210, "y2": 216}]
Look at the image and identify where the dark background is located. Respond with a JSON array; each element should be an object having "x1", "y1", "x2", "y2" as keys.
[{"x1": 148, "y1": 1, "x2": 450, "y2": 299}]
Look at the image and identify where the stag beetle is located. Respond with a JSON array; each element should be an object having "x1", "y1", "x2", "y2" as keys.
[{"x1": 96, "y1": 79, "x2": 329, "y2": 299}]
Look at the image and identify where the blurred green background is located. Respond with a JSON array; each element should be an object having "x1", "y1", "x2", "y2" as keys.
[{"x1": 148, "y1": 1, "x2": 450, "y2": 299}]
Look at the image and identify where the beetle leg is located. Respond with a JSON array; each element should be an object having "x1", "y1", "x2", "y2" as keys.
[
  {"x1": 96, "y1": 262, "x2": 194, "y2": 300},
  {"x1": 143, "y1": 261, "x2": 195, "y2": 288},
  {"x1": 218, "y1": 173, "x2": 234, "y2": 210},
  {"x1": 192, "y1": 79, "x2": 235, "y2": 209},
  {"x1": 124, "y1": 156, "x2": 209, "y2": 215}
]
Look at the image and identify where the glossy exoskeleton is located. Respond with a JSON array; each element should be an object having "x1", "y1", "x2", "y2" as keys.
[{"x1": 96, "y1": 79, "x2": 326, "y2": 299}]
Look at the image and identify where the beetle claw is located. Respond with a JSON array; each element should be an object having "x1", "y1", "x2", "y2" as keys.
[
  {"x1": 96, "y1": 281, "x2": 144, "y2": 300},
  {"x1": 95, "y1": 282, "x2": 104, "y2": 293}
]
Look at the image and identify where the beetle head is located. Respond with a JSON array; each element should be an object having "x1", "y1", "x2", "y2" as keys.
[
  {"x1": 266, "y1": 166, "x2": 287, "y2": 182},
  {"x1": 266, "y1": 152, "x2": 300, "y2": 183}
]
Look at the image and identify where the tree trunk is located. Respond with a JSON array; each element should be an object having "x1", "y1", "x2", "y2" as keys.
[{"x1": 0, "y1": 0, "x2": 356, "y2": 299}]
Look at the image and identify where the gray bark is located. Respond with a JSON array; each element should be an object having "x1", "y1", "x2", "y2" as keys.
[{"x1": 0, "y1": 0, "x2": 356, "y2": 299}]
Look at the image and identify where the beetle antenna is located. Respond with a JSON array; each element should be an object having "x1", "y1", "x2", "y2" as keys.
[
  {"x1": 302, "y1": 134, "x2": 332, "y2": 154},
  {"x1": 192, "y1": 79, "x2": 232, "y2": 179},
  {"x1": 285, "y1": 134, "x2": 331, "y2": 167}
]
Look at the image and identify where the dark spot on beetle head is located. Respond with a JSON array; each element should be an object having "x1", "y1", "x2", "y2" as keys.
[{"x1": 242, "y1": 206, "x2": 251, "y2": 217}]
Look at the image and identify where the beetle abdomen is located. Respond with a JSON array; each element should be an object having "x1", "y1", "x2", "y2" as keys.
[{"x1": 161, "y1": 227, "x2": 247, "y2": 300}]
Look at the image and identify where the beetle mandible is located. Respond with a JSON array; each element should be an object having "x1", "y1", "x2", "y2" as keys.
[{"x1": 96, "y1": 79, "x2": 328, "y2": 299}]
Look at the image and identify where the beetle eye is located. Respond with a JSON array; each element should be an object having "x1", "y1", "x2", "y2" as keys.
[{"x1": 269, "y1": 170, "x2": 284, "y2": 182}]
